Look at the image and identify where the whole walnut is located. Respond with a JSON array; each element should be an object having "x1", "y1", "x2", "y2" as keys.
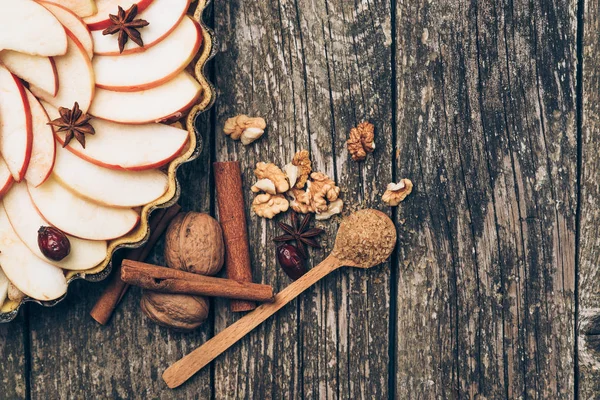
[
  {"x1": 165, "y1": 212, "x2": 224, "y2": 276},
  {"x1": 141, "y1": 291, "x2": 209, "y2": 332}
]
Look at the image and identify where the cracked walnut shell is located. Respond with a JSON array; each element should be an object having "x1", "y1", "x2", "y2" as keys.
[
  {"x1": 223, "y1": 115, "x2": 266, "y2": 145},
  {"x1": 254, "y1": 162, "x2": 289, "y2": 194},
  {"x1": 292, "y1": 150, "x2": 312, "y2": 189},
  {"x1": 347, "y1": 122, "x2": 375, "y2": 161},
  {"x1": 252, "y1": 193, "x2": 289, "y2": 219},
  {"x1": 382, "y1": 179, "x2": 413, "y2": 206}
]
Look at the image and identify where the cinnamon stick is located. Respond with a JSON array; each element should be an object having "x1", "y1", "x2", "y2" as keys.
[
  {"x1": 121, "y1": 260, "x2": 275, "y2": 302},
  {"x1": 90, "y1": 204, "x2": 182, "y2": 325},
  {"x1": 214, "y1": 161, "x2": 256, "y2": 312}
]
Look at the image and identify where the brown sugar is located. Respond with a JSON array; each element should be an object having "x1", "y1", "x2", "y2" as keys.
[{"x1": 332, "y1": 209, "x2": 396, "y2": 268}]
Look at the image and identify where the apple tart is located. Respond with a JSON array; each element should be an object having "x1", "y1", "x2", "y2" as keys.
[{"x1": 0, "y1": 0, "x2": 214, "y2": 317}]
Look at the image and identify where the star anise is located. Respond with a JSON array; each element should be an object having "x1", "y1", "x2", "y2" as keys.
[
  {"x1": 273, "y1": 212, "x2": 325, "y2": 258},
  {"x1": 47, "y1": 102, "x2": 95, "y2": 148},
  {"x1": 102, "y1": 5, "x2": 149, "y2": 54}
]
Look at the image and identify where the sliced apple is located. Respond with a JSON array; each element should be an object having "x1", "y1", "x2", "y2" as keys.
[
  {"x1": 4, "y1": 182, "x2": 107, "y2": 271},
  {"x1": 84, "y1": 0, "x2": 154, "y2": 31},
  {"x1": 0, "y1": 204, "x2": 67, "y2": 301},
  {"x1": 91, "y1": 0, "x2": 190, "y2": 55},
  {"x1": 0, "y1": 51, "x2": 58, "y2": 96},
  {"x1": 28, "y1": 177, "x2": 139, "y2": 240},
  {"x1": 89, "y1": 71, "x2": 201, "y2": 124},
  {"x1": 0, "y1": 268, "x2": 8, "y2": 309},
  {"x1": 40, "y1": 2, "x2": 94, "y2": 59},
  {"x1": 30, "y1": 31, "x2": 95, "y2": 113},
  {"x1": 0, "y1": 65, "x2": 33, "y2": 182},
  {"x1": 0, "y1": 0, "x2": 67, "y2": 56},
  {"x1": 43, "y1": 101, "x2": 188, "y2": 170},
  {"x1": 94, "y1": 17, "x2": 201, "y2": 91},
  {"x1": 45, "y1": 0, "x2": 97, "y2": 18},
  {"x1": 0, "y1": 157, "x2": 13, "y2": 198},
  {"x1": 52, "y1": 145, "x2": 169, "y2": 207},
  {"x1": 24, "y1": 90, "x2": 55, "y2": 187}
]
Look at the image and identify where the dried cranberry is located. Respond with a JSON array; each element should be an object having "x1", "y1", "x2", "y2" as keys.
[
  {"x1": 277, "y1": 244, "x2": 307, "y2": 280},
  {"x1": 38, "y1": 226, "x2": 71, "y2": 261}
]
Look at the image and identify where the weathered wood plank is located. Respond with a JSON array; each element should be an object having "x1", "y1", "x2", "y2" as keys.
[
  {"x1": 27, "y1": 110, "x2": 215, "y2": 399},
  {"x1": 212, "y1": 0, "x2": 393, "y2": 398},
  {"x1": 293, "y1": 0, "x2": 394, "y2": 398},
  {"x1": 211, "y1": 1, "x2": 302, "y2": 397},
  {"x1": 394, "y1": 0, "x2": 577, "y2": 398},
  {"x1": 0, "y1": 313, "x2": 27, "y2": 399},
  {"x1": 579, "y1": 0, "x2": 600, "y2": 396}
]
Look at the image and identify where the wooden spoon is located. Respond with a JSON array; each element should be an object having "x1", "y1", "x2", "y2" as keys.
[{"x1": 162, "y1": 209, "x2": 397, "y2": 389}]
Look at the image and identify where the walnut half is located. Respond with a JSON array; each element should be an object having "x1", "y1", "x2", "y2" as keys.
[
  {"x1": 288, "y1": 187, "x2": 314, "y2": 214},
  {"x1": 309, "y1": 172, "x2": 340, "y2": 213},
  {"x1": 315, "y1": 198, "x2": 344, "y2": 220},
  {"x1": 252, "y1": 193, "x2": 289, "y2": 219},
  {"x1": 292, "y1": 150, "x2": 312, "y2": 189},
  {"x1": 223, "y1": 115, "x2": 266, "y2": 145},
  {"x1": 288, "y1": 172, "x2": 342, "y2": 219},
  {"x1": 253, "y1": 162, "x2": 289, "y2": 194},
  {"x1": 382, "y1": 179, "x2": 413, "y2": 206},
  {"x1": 346, "y1": 122, "x2": 375, "y2": 161}
]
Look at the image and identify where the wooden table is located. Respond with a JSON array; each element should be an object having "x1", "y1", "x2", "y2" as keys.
[{"x1": 3, "y1": 0, "x2": 600, "y2": 397}]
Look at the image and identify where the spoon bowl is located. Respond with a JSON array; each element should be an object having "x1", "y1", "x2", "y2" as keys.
[
  {"x1": 163, "y1": 209, "x2": 397, "y2": 388},
  {"x1": 332, "y1": 209, "x2": 397, "y2": 268}
]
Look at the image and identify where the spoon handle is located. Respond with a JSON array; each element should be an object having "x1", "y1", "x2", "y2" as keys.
[{"x1": 162, "y1": 255, "x2": 342, "y2": 389}]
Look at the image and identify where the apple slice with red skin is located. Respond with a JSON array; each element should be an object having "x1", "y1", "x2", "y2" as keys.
[
  {"x1": 52, "y1": 144, "x2": 169, "y2": 208},
  {"x1": 0, "y1": 65, "x2": 33, "y2": 182},
  {"x1": 40, "y1": 2, "x2": 94, "y2": 59},
  {"x1": 24, "y1": 90, "x2": 55, "y2": 187},
  {"x1": 0, "y1": 51, "x2": 58, "y2": 96},
  {"x1": 30, "y1": 30, "x2": 95, "y2": 113},
  {"x1": 3, "y1": 182, "x2": 107, "y2": 271},
  {"x1": 28, "y1": 176, "x2": 139, "y2": 241},
  {"x1": 43, "y1": 101, "x2": 188, "y2": 171},
  {"x1": 94, "y1": 16, "x2": 202, "y2": 91},
  {"x1": 0, "y1": 0, "x2": 67, "y2": 56},
  {"x1": 0, "y1": 204, "x2": 67, "y2": 302},
  {"x1": 84, "y1": 0, "x2": 154, "y2": 31},
  {"x1": 91, "y1": 0, "x2": 191, "y2": 55},
  {"x1": 0, "y1": 157, "x2": 13, "y2": 198},
  {"x1": 89, "y1": 70, "x2": 201, "y2": 124},
  {"x1": 44, "y1": 0, "x2": 97, "y2": 18}
]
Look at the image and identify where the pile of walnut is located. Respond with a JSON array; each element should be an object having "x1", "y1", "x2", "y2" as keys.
[
  {"x1": 224, "y1": 116, "x2": 411, "y2": 210},
  {"x1": 140, "y1": 212, "x2": 225, "y2": 331},
  {"x1": 251, "y1": 150, "x2": 343, "y2": 220}
]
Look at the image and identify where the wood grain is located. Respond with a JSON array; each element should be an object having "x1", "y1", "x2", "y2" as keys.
[
  {"x1": 212, "y1": 0, "x2": 393, "y2": 398},
  {"x1": 394, "y1": 0, "x2": 577, "y2": 398},
  {"x1": 0, "y1": 312, "x2": 27, "y2": 399},
  {"x1": 211, "y1": 0, "x2": 304, "y2": 395},
  {"x1": 0, "y1": 0, "x2": 590, "y2": 397},
  {"x1": 579, "y1": 0, "x2": 600, "y2": 396}
]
